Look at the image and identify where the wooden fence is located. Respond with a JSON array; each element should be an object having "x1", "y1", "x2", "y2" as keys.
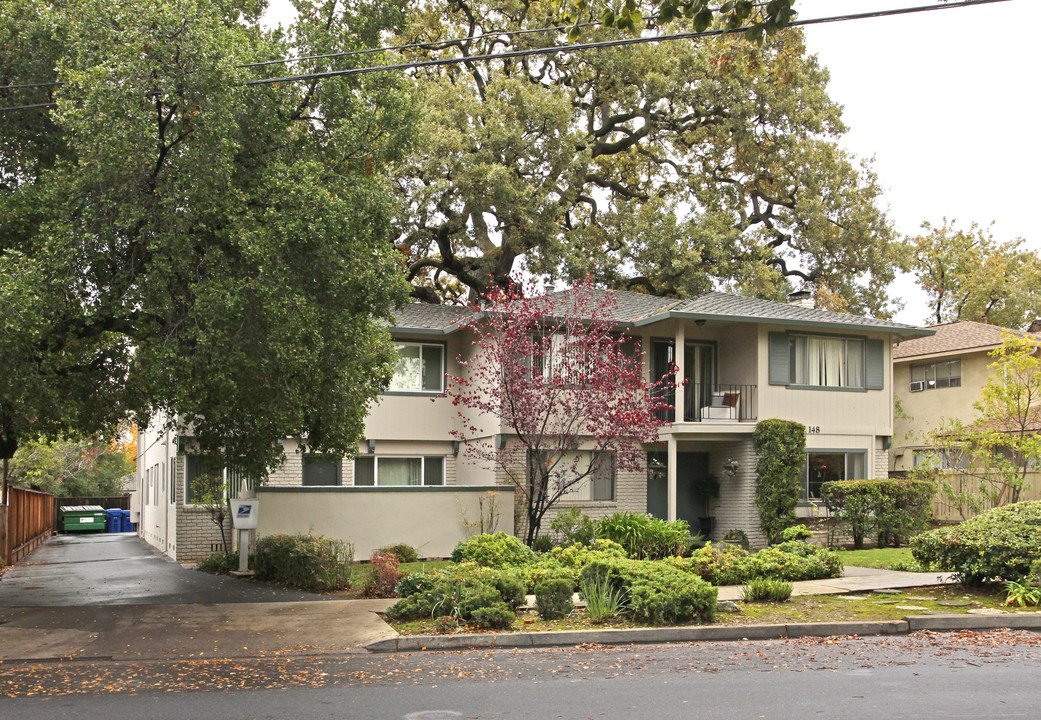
[
  {"x1": 932, "y1": 470, "x2": 1041, "y2": 523},
  {"x1": 1, "y1": 487, "x2": 56, "y2": 564},
  {"x1": 53, "y1": 495, "x2": 129, "y2": 532}
]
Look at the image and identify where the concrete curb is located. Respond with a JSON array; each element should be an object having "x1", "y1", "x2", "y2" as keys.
[{"x1": 363, "y1": 616, "x2": 1041, "y2": 653}]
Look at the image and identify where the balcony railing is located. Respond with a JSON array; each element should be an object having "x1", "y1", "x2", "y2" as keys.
[
  {"x1": 684, "y1": 383, "x2": 757, "y2": 422},
  {"x1": 653, "y1": 383, "x2": 757, "y2": 423}
]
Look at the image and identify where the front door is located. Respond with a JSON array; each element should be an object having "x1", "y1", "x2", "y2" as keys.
[{"x1": 646, "y1": 451, "x2": 710, "y2": 528}]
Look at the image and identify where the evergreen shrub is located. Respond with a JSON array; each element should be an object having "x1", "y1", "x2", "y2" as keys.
[{"x1": 253, "y1": 534, "x2": 353, "y2": 592}]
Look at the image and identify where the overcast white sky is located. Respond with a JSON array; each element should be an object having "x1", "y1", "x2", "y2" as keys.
[
  {"x1": 264, "y1": 0, "x2": 1039, "y2": 326},
  {"x1": 797, "y1": 0, "x2": 1040, "y2": 324}
]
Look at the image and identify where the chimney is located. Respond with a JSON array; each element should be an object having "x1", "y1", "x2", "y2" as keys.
[{"x1": 787, "y1": 289, "x2": 814, "y2": 309}]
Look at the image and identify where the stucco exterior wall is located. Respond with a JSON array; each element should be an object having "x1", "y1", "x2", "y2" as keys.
[
  {"x1": 891, "y1": 349, "x2": 993, "y2": 471},
  {"x1": 255, "y1": 485, "x2": 514, "y2": 559}
]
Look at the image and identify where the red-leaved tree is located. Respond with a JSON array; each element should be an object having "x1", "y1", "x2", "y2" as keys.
[{"x1": 448, "y1": 281, "x2": 671, "y2": 546}]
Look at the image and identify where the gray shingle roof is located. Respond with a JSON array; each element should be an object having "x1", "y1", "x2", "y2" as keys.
[
  {"x1": 893, "y1": 320, "x2": 1041, "y2": 360},
  {"x1": 392, "y1": 303, "x2": 473, "y2": 333},
  {"x1": 391, "y1": 289, "x2": 932, "y2": 336}
]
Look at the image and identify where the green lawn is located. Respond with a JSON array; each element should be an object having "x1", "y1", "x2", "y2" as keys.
[{"x1": 834, "y1": 547, "x2": 915, "y2": 570}]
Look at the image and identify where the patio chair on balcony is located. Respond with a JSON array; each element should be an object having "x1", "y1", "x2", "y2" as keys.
[{"x1": 700, "y1": 391, "x2": 739, "y2": 421}]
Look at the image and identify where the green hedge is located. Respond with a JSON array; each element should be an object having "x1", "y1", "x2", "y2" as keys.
[
  {"x1": 911, "y1": 501, "x2": 1041, "y2": 585},
  {"x1": 521, "y1": 540, "x2": 628, "y2": 591},
  {"x1": 822, "y1": 478, "x2": 935, "y2": 549},
  {"x1": 450, "y1": 532, "x2": 536, "y2": 568},
  {"x1": 580, "y1": 558, "x2": 717, "y2": 625},
  {"x1": 753, "y1": 419, "x2": 806, "y2": 544},
  {"x1": 253, "y1": 534, "x2": 354, "y2": 592},
  {"x1": 388, "y1": 562, "x2": 525, "y2": 622}
]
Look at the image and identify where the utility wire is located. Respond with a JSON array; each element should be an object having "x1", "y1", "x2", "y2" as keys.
[
  {"x1": 242, "y1": 0, "x2": 1011, "y2": 85},
  {"x1": 0, "y1": 0, "x2": 1013, "y2": 111}
]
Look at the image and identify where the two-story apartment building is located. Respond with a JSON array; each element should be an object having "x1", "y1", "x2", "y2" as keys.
[{"x1": 137, "y1": 289, "x2": 930, "y2": 560}]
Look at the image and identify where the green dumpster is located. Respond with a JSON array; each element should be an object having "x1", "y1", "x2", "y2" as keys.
[{"x1": 61, "y1": 505, "x2": 107, "y2": 532}]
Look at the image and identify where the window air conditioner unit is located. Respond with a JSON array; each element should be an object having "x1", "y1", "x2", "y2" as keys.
[{"x1": 909, "y1": 381, "x2": 925, "y2": 392}]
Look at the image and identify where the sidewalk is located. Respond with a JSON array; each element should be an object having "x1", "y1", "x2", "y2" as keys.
[{"x1": 3, "y1": 566, "x2": 1037, "y2": 662}]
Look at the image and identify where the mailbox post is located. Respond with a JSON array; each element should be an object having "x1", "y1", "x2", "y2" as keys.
[{"x1": 229, "y1": 498, "x2": 259, "y2": 574}]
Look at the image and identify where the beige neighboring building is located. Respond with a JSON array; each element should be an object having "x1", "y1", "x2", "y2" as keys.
[
  {"x1": 891, "y1": 320, "x2": 1041, "y2": 473},
  {"x1": 138, "y1": 289, "x2": 931, "y2": 561}
]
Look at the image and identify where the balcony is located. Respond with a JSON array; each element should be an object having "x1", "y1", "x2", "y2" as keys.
[{"x1": 654, "y1": 383, "x2": 758, "y2": 423}]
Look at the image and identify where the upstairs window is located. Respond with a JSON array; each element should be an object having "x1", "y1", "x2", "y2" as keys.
[
  {"x1": 909, "y1": 359, "x2": 961, "y2": 392},
  {"x1": 387, "y1": 342, "x2": 444, "y2": 393},
  {"x1": 791, "y1": 335, "x2": 865, "y2": 388}
]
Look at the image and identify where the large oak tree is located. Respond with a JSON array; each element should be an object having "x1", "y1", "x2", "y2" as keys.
[
  {"x1": 391, "y1": 0, "x2": 898, "y2": 315},
  {"x1": 0, "y1": 0, "x2": 414, "y2": 481}
]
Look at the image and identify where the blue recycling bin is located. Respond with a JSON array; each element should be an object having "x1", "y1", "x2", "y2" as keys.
[
  {"x1": 120, "y1": 509, "x2": 134, "y2": 533},
  {"x1": 105, "y1": 508, "x2": 122, "y2": 533}
]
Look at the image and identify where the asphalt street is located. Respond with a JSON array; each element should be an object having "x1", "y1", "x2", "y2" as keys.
[{"x1": 2, "y1": 630, "x2": 1040, "y2": 719}]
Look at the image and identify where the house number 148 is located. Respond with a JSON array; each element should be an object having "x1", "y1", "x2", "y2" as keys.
[{"x1": 806, "y1": 426, "x2": 821, "y2": 434}]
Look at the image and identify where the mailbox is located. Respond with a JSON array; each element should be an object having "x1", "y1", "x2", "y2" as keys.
[{"x1": 230, "y1": 498, "x2": 259, "y2": 530}]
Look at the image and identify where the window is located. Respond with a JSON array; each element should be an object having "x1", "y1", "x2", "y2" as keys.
[
  {"x1": 354, "y1": 456, "x2": 445, "y2": 486},
  {"x1": 791, "y1": 335, "x2": 865, "y2": 388},
  {"x1": 530, "y1": 450, "x2": 615, "y2": 502},
  {"x1": 770, "y1": 333, "x2": 884, "y2": 390},
  {"x1": 303, "y1": 455, "x2": 342, "y2": 486},
  {"x1": 387, "y1": 342, "x2": 444, "y2": 393},
  {"x1": 913, "y1": 449, "x2": 968, "y2": 470},
  {"x1": 909, "y1": 359, "x2": 961, "y2": 392},
  {"x1": 169, "y1": 458, "x2": 177, "y2": 505},
  {"x1": 184, "y1": 455, "x2": 222, "y2": 505},
  {"x1": 803, "y1": 451, "x2": 866, "y2": 501}
]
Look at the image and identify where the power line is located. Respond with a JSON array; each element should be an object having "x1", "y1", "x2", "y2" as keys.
[
  {"x1": 242, "y1": 0, "x2": 1011, "y2": 86},
  {"x1": 0, "y1": 0, "x2": 1013, "y2": 110}
]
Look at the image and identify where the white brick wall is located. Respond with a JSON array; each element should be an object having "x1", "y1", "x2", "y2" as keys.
[{"x1": 709, "y1": 439, "x2": 765, "y2": 548}]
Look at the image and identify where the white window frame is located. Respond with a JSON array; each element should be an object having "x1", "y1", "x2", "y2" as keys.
[
  {"x1": 532, "y1": 450, "x2": 616, "y2": 502},
  {"x1": 385, "y1": 342, "x2": 445, "y2": 394},
  {"x1": 353, "y1": 455, "x2": 446, "y2": 487}
]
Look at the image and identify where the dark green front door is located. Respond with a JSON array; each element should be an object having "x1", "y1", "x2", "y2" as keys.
[{"x1": 646, "y1": 451, "x2": 710, "y2": 526}]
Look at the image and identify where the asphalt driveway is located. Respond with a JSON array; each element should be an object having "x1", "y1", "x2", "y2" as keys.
[{"x1": 0, "y1": 532, "x2": 331, "y2": 607}]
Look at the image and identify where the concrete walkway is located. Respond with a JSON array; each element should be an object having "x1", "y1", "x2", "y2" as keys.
[{"x1": 0, "y1": 535, "x2": 999, "y2": 662}]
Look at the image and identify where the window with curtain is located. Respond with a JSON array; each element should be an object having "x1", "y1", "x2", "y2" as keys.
[
  {"x1": 353, "y1": 456, "x2": 445, "y2": 486},
  {"x1": 790, "y1": 335, "x2": 865, "y2": 388},
  {"x1": 386, "y1": 342, "x2": 445, "y2": 393}
]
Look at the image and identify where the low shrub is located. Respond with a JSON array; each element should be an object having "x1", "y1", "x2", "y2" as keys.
[
  {"x1": 743, "y1": 578, "x2": 793, "y2": 602},
  {"x1": 386, "y1": 571, "x2": 516, "y2": 624},
  {"x1": 911, "y1": 500, "x2": 1041, "y2": 584},
  {"x1": 253, "y1": 534, "x2": 353, "y2": 592},
  {"x1": 196, "y1": 551, "x2": 238, "y2": 575},
  {"x1": 376, "y1": 543, "x2": 419, "y2": 564},
  {"x1": 1004, "y1": 579, "x2": 1041, "y2": 608},
  {"x1": 780, "y1": 524, "x2": 814, "y2": 542},
  {"x1": 534, "y1": 578, "x2": 574, "y2": 620},
  {"x1": 687, "y1": 541, "x2": 842, "y2": 585},
  {"x1": 822, "y1": 478, "x2": 935, "y2": 549},
  {"x1": 595, "y1": 511, "x2": 690, "y2": 559},
  {"x1": 580, "y1": 558, "x2": 717, "y2": 625},
  {"x1": 395, "y1": 563, "x2": 525, "y2": 609},
  {"x1": 521, "y1": 540, "x2": 628, "y2": 592},
  {"x1": 887, "y1": 559, "x2": 927, "y2": 573},
  {"x1": 721, "y1": 528, "x2": 751, "y2": 551},
  {"x1": 470, "y1": 603, "x2": 515, "y2": 629},
  {"x1": 363, "y1": 552, "x2": 402, "y2": 598},
  {"x1": 450, "y1": 532, "x2": 536, "y2": 568},
  {"x1": 550, "y1": 507, "x2": 596, "y2": 546},
  {"x1": 688, "y1": 543, "x2": 753, "y2": 586},
  {"x1": 532, "y1": 535, "x2": 555, "y2": 554}
]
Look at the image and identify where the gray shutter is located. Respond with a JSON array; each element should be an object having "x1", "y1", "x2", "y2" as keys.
[
  {"x1": 768, "y1": 332, "x2": 790, "y2": 385},
  {"x1": 865, "y1": 338, "x2": 885, "y2": 390}
]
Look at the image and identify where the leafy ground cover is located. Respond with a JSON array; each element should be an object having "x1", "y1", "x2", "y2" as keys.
[
  {"x1": 385, "y1": 584, "x2": 1037, "y2": 636},
  {"x1": 340, "y1": 560, "x2": 453, "y2": 597}
]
